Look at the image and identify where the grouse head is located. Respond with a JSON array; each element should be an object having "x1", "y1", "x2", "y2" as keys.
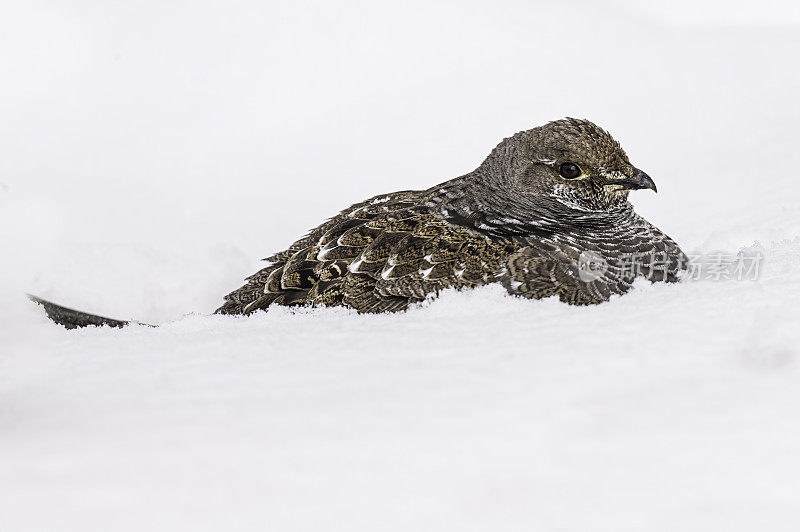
[
  {"x1": 473, "y1": 118, "x2": 656, "y2": 215},
  {"x1": 428, "y1": 118, "x2": 659, "y2": 235}
]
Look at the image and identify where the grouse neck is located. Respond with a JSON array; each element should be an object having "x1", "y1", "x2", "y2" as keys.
[{"x1": 423, "y1": 171, "x2": 633, "y2": 238}]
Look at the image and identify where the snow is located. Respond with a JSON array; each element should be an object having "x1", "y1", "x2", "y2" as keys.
[{"x1": 2, "y1": 1, "x2": 800, "y2": 530}]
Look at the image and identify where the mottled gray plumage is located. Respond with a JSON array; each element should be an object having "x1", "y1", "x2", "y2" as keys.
[
  {"x1": 29, "y1": 118, "x2": 687, "y2": 328},
  {"x1": 217, "y1": 118, "x2": 686, "y2": 315}
]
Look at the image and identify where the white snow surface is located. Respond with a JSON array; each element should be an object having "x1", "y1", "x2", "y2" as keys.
[{"x1": 2, "y1": 1, "x2": 800, "y2": 530}]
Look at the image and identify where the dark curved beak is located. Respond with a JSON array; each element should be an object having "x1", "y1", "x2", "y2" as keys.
[{"x1": 605, "y1": 168, "x2": 658, "y2": 193}]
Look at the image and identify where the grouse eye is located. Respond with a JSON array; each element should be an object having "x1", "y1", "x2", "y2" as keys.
[{"x1": 559, "y1": 163, "x2": 582, "y2": 179}]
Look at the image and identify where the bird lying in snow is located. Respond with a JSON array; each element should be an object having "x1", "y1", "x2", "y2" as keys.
[{"x1": 31, "y1": 118, "x2": 687, "y2": 328}]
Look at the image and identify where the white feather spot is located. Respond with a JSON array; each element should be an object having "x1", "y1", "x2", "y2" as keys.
[
  {"x1": 348, "y1": 257, "x2": 364, "y2": 273},
  {"x1": 319, "y1": 243, "x2": 341, "y2": 260},
  {"x1": 381, "y1": 265, "x2": 395, "y2": 280}
]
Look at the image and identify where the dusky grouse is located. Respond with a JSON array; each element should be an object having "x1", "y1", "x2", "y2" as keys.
[{"x1": 31, "y1": 118, "x2": 687, "y2": 328}]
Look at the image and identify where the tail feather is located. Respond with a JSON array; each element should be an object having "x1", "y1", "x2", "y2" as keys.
[{"x1": 27, "y1": 294, "x2": 136, "y2": 329}]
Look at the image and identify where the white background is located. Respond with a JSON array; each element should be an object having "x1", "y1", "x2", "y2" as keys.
[{"x1": 2, "y1": 1, "x2": 800, "y2": 530}]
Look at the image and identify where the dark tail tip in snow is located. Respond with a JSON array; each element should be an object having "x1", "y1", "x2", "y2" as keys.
[{"x1": 27, "y1": 294, "x2": 134, "y2": 329}]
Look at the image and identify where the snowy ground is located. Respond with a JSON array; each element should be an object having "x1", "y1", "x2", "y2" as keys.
[{"x1": 2, "y1": 1, "x2": 800, "y2": 530}]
